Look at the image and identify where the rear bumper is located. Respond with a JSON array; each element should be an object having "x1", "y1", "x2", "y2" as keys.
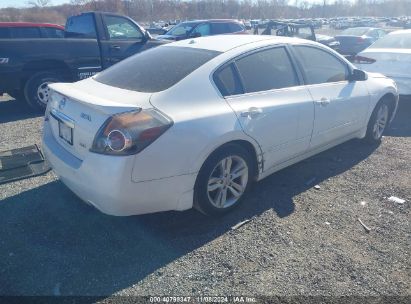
[{"x1": 42, "y1": 121, "x2": 195, "y2": 216}]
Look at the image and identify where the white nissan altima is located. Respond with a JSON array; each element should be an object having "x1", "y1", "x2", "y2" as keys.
[{"x1": 42, "y1": 35, "x2": 398, "y2": 216}]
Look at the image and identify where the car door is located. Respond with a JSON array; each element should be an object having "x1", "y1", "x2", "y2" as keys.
[
  {"x1": 214, "y1": 46, "x2": 315, "y2": 170},
  {"x1": 291, "y1": 45, "x2": 370, "y2": 148},
  {"x1": 100, "y1": 15, "x2": 146, "y2": 67}
]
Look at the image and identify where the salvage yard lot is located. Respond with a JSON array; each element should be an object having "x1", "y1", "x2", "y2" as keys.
[{"x1": 0, "y1": 94, "x2": 410, "y2": 296}]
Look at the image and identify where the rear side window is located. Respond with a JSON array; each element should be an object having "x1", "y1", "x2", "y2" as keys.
[
  {"x1": 95, "y1": 46, "x2": 221, "y2": 93},
  {"x1": 65, "y1": 14, "x2": 96, "y2": 38},
  {"x1": 10, "y1": 27, "x2": 41, "y2": 38},
  {"x1": 294, "y1": 46, "x2": 347, "y2": 84},
  {"x1": 214, "y1": 64, "x2": 243, "y2": 96},
  {"x1": 235, "y1": 47, "x2": 298, "y2": 93},
  {"x1": 211, "y1": 23, "x2": 230, "y2": 35},
  {"x1": 0, "y1": 28, "x2": 10, "y2": 38}
]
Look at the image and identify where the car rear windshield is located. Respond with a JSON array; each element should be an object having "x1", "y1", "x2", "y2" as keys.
[
  {"x1": 369, "y1": 33, "x2": 411, "y2": 49},
  {"x1": 94, "y1": 46, "x2": 221, "y2": 93}
]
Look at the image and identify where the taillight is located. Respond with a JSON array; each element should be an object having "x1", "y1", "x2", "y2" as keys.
[
  {"x1": 356, "y1": 37, "x2": 365, "y2": 43},
  {"x1": 90, "y1": 108, "x2": 173, "y2": 156},
  {"x1": 353, "y1": 55, "x2": 376, "y2": 65}
]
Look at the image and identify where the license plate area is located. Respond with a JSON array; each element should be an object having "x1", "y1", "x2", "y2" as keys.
[
  {"x1": 58, "y1": 120, "x2": 73, "y2": 145},
  {"x1": 51, "y1": 109, "x2": 75, "y2": 146}
]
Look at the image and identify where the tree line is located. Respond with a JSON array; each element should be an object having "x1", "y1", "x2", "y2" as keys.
[{"x1": 0, "y1": 0, "x2": 410, "y2": 24}]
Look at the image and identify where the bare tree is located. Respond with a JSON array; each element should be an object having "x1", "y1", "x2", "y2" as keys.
[{"x1": 28, "y1": 0, "x2": 52, "y2": 7}]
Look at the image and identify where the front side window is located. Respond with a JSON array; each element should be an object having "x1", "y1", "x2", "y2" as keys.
[
  {"x1": 95, "y1": 46, "x2": 221, "y2": 93},
  {"x1": 235, "y1": 47, "x2": 298, "y2": 93},
  {"x1": 104, "y1": 16, "x2": 142, "y2": 40},
  {"x1": 228, "y1": 23, "x2": 244, "y2": 33},
  {"x1": 294, "y1": 45, "x2": 348, "y2": 84},
  {"x1": 192, "y1": 23, "x2": 211, "y2": 37}
]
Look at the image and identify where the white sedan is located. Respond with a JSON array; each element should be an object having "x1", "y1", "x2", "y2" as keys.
[
  {"x1": 355, "y1": 29, "x2": 411, "y2": 96},
  {"x1": 42, "y1": 35, "x2": 398, "y2": 216}
]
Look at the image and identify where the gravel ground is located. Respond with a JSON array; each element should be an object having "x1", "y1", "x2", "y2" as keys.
[{"x1": 0, "y1": 94, "x2": 410, "y2": 298}]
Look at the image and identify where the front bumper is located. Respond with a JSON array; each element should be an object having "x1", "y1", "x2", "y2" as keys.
[{"x1": 42, "y1": 121, "x2": 195, "y2": 216}]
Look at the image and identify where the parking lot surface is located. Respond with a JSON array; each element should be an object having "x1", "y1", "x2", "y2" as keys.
[{"x1": 0, "y1": 95, "x2": 410, "y2": 296}]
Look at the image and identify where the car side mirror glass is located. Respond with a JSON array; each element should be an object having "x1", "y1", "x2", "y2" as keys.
[
  {"x1": 189, "y1": 32, "x2": 201, "y2": 38},
  {"x1": 348, "y1": 69, "x2": 368, "y2": 82}
]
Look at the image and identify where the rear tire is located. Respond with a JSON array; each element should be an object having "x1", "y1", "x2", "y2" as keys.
[
  {"x1": 364, "y1": 99, "x2": 390, "y2": 143},
  {"x1": 194, "y1": 144, "x2": 254, "y2": 216},
  {"x1": 24, "y1": 71, "x2": 65, "y2": 112}
]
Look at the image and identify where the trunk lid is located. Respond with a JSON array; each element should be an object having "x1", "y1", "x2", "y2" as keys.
[
  {"x1": 47, "y1": 78, "x2": 152, "y2": 160},
  {"x1": 357, "y1": 48, "x2": 411, "y2": 78}
]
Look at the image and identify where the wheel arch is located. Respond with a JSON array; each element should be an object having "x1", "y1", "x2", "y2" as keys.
[
  {"x1": 21, "y1": 60, "x2": 72, "y2": 88},
  {"x1": 193, "y1": 136, "x2": 263, "y2": 183}
]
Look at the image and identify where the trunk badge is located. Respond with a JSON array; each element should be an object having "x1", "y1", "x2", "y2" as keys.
[
  {"x1": 58, "y1": 98, "x2": 66, "y2": 110},
  {"x1": 80, "y1": 113, "x2": 91, "y2": 122}
]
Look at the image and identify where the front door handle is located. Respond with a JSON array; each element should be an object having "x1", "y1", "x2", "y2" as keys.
[
  {"x1": 241, "y1": 107, "x2": 263, "y2": 118},
  {"x1": 314, "y1": 97, "x2": 331, "y2": 106}
]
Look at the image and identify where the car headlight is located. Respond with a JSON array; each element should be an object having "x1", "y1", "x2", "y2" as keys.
[{"x1": 90, "y1": 108, "x2": 173, "y2": 156}]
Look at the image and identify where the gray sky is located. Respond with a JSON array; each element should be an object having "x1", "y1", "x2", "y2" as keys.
[{"x1": 0, "y1": 0, "x2": 343, "y2": 9}]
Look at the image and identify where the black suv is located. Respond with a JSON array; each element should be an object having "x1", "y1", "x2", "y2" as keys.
[{"x1": 157, "y1": 19, "x2": 246, "y2": 41}]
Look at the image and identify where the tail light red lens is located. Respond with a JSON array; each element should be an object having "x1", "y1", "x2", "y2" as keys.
[{"x1": 90, "y1": 108, "x2": 173, "y2": 156}]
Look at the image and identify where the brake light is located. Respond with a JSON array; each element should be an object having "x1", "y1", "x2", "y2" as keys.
[
  {"x1": 90, "y1": 109, "x2": 173, "y2": 156},
  {"x1": 356, "y1": 37, "x2": 365, "y2": 43}
]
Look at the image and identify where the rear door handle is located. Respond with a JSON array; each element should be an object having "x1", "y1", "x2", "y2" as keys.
[
  {"x1": 314, "y1": 97, "x2": 331, "y2": 106},
  {"x1": 241, "y1": 107, "x2": 263, "y2": 118},
  {"x1": 110, "y1": 45, "x2": 121, "y2": 50}
]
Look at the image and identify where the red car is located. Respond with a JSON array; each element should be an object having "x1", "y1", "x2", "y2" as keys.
[{"x1": 0, "y1": 22, "x2": 64, "y2": 39}]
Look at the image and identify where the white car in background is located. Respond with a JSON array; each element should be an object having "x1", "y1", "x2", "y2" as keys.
[
  {"x1": 42, "y1": 35, "x2": 398, "y2": 216},
  {"x1": 355, "y1": 29, "x2": 411, "y2": 96}
]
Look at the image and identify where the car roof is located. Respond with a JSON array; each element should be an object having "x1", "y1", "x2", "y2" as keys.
[
  {"x1": 0, "y1": 22, "x2": 64, "y2": 29},
  {"x1": 389, "y1": 29, "x2": 411, "y2": 35},
  {"x1": 168, "y1": 34, "x2": 309, "y2": 53}
]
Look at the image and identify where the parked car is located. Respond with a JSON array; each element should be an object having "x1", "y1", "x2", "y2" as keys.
[
  {"x1": 42, "y1": 35, "x2": 398, "y2": 217},
  {"x1": 354, "y1": 29, "x2": 411, "y2": 96},
  {"x1": 257, "y1": 21, "x2": 340, "y2": 51},
  {"x1": 0, "y1": 22, "x2": 64, "y2": 39},
  {"x1": 0, "y1": 12, "x2": 166, "y2": 111},
  {"x1": 156, "y1": 19, "x2": 246, "y2": 41},
  {"x1": 335, "y1": 27, "x2": 387, "y2": 55}
]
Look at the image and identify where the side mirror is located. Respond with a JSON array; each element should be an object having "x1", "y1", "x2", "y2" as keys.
[
  {"x1": 189, "y1": 32, "x2": 201, "y2": 38},
  {"x1": 348, "y1": 69, "x2": 368, "y2": 82}
]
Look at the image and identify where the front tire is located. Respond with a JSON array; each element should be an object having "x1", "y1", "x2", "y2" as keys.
[
  {"x1": 24, "y1": 71, "x2": 65, "y2": 112},
  {"x1": 194, "y1": 144, "x2": 254, "y2": 216},
  {"x1": 364, "y1": 100, "x2": 390, "y2": 143}
]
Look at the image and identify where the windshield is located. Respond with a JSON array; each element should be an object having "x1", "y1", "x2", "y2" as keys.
[
  {"x1": 341, "y1": 28, "x2": 369, "y2": 36},
  {"x1": 94, "y1": 46, "x2": 221, "y2": 93},
  {"x1": 369, "y1": 32, "x2": 411, "y2": 49},
  {"x1": 165, "y1": 22, "x2": 198, "y2": 36}
]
